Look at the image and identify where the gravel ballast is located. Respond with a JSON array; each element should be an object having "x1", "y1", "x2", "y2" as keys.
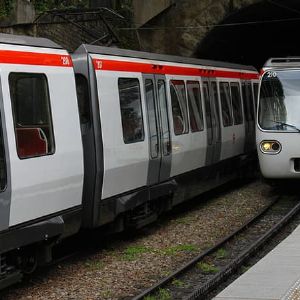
[{"x1": 1, "y1": 181, "x2": 273, "y2": 300}]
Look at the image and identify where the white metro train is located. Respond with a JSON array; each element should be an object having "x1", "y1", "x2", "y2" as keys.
[
  {"x1": 257, "y1": 57, "x2": 300, "y2": 180},
  {"x1": 0, "y1": 33, "x2": 258, "y2": 288}
]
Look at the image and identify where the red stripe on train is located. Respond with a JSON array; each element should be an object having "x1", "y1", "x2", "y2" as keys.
[
  {"x1": 0, "y1": 50, "x2": 73, "y2": 67},
  {"x1": 93, "y1": 59, "x2": 259, "y2": 80}
]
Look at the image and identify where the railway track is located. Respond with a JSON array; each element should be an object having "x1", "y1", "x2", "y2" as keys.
[{"x1": 132, "y1": 195, "x2": 300, "y2": 300}]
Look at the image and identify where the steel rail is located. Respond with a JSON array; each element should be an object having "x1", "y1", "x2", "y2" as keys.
[
  {"x1": 132, "y1": 197, "x2": 279, "y2": 300},
  {"x1": 184, "y1": 199, "x2": 300, "y2": 300}
]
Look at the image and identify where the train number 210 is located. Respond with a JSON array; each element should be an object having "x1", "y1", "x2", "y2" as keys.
[{"x1": 266, "y1": 71, "x2": 277, "y2": 78}]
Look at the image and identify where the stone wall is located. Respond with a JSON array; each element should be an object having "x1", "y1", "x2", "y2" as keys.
[
  {"x1": 13, "y1": 0, "x2": 35, "y2": 24},
  {"x1": 137, "y1": 0, "x2": 260, "y2": 57},
  {"x1": 132, "y1": 0, "x2": 172, "y2": 27}
]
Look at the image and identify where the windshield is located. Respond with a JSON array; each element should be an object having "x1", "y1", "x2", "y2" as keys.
[{"x1": 258, "y1": 70, "x2": 300, "y2": 131}]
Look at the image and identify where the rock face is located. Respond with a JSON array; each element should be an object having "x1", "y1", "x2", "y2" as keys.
[
  {"x1": 132, "y1": 0, "x2": 172, "y2": 27},
  {"x1": 13, "y1": 0, "x2": 35, "y2": 24},
  {"x1": 136, "y1": 0, "x2": 259, "y2": 57}
]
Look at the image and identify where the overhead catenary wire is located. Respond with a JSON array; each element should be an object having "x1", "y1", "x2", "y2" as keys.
[
  {"x1": 266, "y1": 0, "x2": 300, "y2": 16},
  {"x1": 115, "y1": 16, "x2": 300, "y2": 31}
]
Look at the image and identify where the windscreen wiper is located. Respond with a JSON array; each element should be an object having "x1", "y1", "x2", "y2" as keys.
[{"x1": 271, "y1": 120, "x2": 300, "y2": 132}]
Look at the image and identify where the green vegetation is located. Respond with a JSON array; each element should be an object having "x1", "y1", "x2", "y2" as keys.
[
  {"x1": 144, "y1": 289, "x2": 171, "y2": 300},
  {"x1": 215, "y1": 248, "x2": 228, "y2": 259},
  {"x1": 0, "y1": 0, "x2": 13, "y2": 17},
  {"x1": 144, "y1": 296, "x2": 156, "y2": 300},
  {"x1": 101, "y1": 290, "x2": 112, "y2": 298},
  {"x1": 197, "y1": 262, "x2": 219, "y2": 274},
  {"x1": 171, "y1": 278, "x2": 185, "y2": 287},
  {"x1": 163, "y1": 244, "x2": 198, "y2": 256},
  {"x1": 122, "y1": 245, "x2": 150, "y2": 261}
]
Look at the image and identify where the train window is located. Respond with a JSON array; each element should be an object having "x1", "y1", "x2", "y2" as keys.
[
  {"x1": 211, "y1": 82, "x2": 221, "y2": 141},
  {"x1": 75, "y1": 74, "x2": 90, "y2": 124},
  {"x1": 242, "y1": 82, "x2": 255, "y2": 122},
  {"x1": 9, "y1": 73, "x2": 55, "y2": 159},
  {"x1": 157, "y1": 80, "x2": 171, "y2": 155},
  {"x1": 219, "y1": 82, "x2": 233, "y2": 127},
  {"x1": 118, "y1": 78, "x2": 144, "y2": 144},
  {"x1": 145, "y1": 79, "x2": 158, "y2": 158},
  {"x1": 170, "y1": 80, "x2": 188, "y2": 135},
  {"x1": 230, "y1": 83, "x2": 243, "y2": 125},
  {"x1": 187, "y1": 81, "x2": 204, "y2": 132},
  {"x1": 203, "y1": 81, "x2": 213, "y2": 145}
]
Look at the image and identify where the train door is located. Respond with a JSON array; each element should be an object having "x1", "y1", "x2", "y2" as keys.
[
  {"x1": 203, "y1": 78, "x2": 222, "y2": 165},
  {"x1": 252, "y1": 82, "x2": 259, "y2": 112},
  {"x1": 143, "y1": 74, "x2": 171, "y2": 185},
  {"x1": 242, "y1": 81, "x2": 255, "y2": 151}
]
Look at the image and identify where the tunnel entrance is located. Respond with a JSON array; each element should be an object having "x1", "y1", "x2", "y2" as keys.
[{"x1": 194, "y1": 0, "x2": 300, "y2": 69}]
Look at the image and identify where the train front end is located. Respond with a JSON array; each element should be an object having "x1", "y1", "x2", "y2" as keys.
[{"x1": 257, "y1": 58, "x2": 300, "y2": 179}]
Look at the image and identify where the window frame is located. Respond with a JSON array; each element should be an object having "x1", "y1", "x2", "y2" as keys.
[
  {"x1": 118, "y1": 77, "x2": 145, "y2": 144},
  {"x1": 9, "y1": 72, "x2": 56, "y2": 160}
]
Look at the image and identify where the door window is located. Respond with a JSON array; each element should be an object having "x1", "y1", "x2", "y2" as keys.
[
  {"x1": 219, "y1": 82, "x2": 233, "y2": 127},
  {"x1": 118, "y1": 78, "x2": 144, "y2": 144},
  {"x1": 145, "y1": 79, "x2": 159, "y2": 158},
  {"x1": 187, "y1": 81, "x2": 204, "y2": 132},
  {"x1": 170, "y1": 80, "x2": 188, "y2": 135},
  {"x1": 203, "y1": 81, "x2": 212, "y2": 145},
  {"x1": 230, "y1": 83, "x2": 243, "y2": 125},
  {"x1": 158, "y1": 80, "x2": 171, "y2": 155}
]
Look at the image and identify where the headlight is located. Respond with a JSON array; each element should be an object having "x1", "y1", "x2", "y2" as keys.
[{"x1": 260, "y1": 140, "x2": 281, "y2": 154}]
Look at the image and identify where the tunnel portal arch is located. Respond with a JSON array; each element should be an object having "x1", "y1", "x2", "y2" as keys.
[{"x1": 137, "y1": 0, "x2": 300, "y2": 68}]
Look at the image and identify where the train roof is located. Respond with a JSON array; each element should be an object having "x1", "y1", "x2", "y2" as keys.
[
  {"x1": 75, "y1": 44, "x2": 257, "y2": 72},
  {"x1": 264, "y1": 57, "x2": 300, "y2": 69},
  {"x1": 0, "y1": 33, "x2": 62, "y2": 49}
]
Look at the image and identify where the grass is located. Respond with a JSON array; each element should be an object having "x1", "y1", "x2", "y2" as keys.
[
  {"x1": 163, "y1": 244, "x2": 198, "y2": 256},
  {"x1": 143, "y1": 289, "x2": 171, "y2": 300},
  {"x1": 172, "y1": 278, "x2": 185, "y2": 287},
  {"x1": 197, "y1": 262, "x2": 219, "y2": 274},
  {"x1": 215, "y1": 248, "x2": 228, "y2": 259},
  {"x1": 122, "y1": 245, "x2": 151, "y2": 261}
]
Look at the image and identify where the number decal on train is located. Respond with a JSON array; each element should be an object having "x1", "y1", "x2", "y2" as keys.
[
  {"x1": 61, "y1": 56, "x2": 70, "y2": 66},
  {"x1": 266, "y1": 71, "x2": 277, "y2": 78},
  {"x1": 95, "y1": 60, "x2": 103, "y2": 69}
]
